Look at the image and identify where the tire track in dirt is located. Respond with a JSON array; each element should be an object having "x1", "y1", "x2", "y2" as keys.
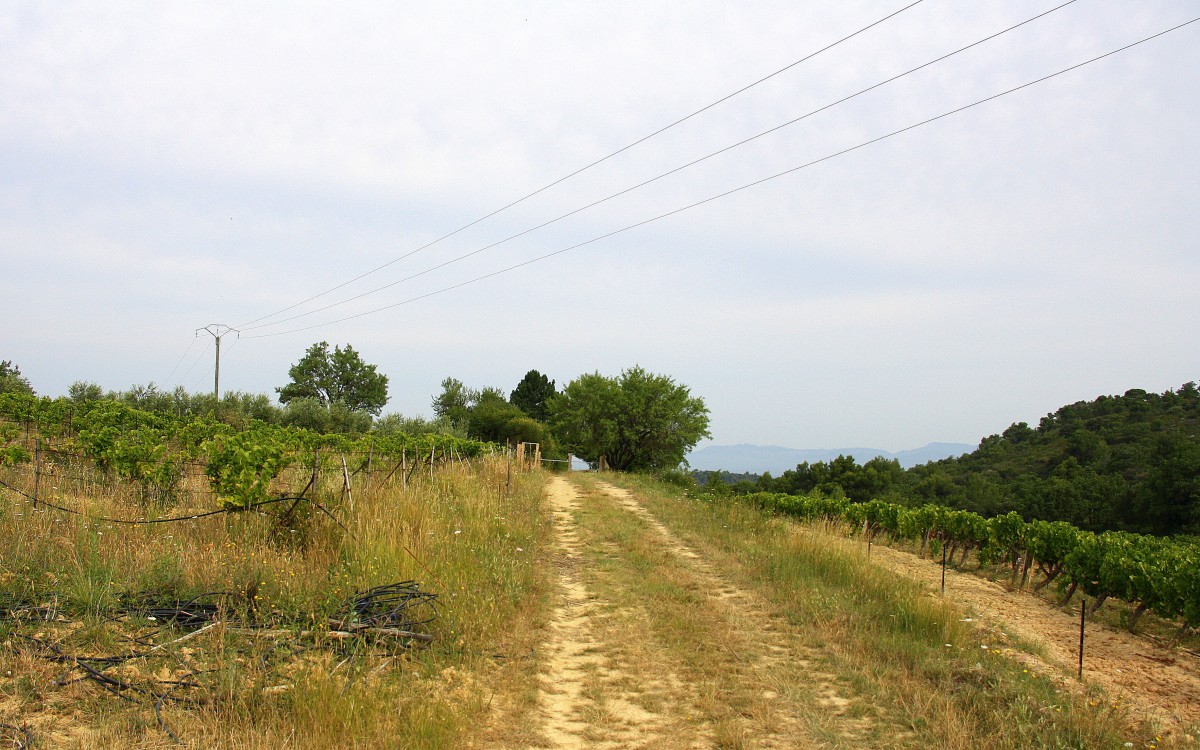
[
  {"x1": 534, "y1": 475, "x2": 696, "y2": 749},
  {"x1": 863, "y1": 539, "x2": 1200, "y2": 735},
  {"x1": 592, "y1": 480, "x2": 874, "y2": 749}
]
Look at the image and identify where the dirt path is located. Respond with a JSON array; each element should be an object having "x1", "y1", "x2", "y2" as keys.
[
  {"x1": 590, "y1": 481, "x2": 873, "y2": 748},
  {"x1": 863, "y1": 539, "x2": 1200, "y2": 733},
  {"x1": 527, "y1": 476, "x2": 876, "y2": 749},
  {"x1": 534, "y1": 474, "x2": 698, "y2": 749},
  {"x1": 520, "y1": 476, "x2": 1200, "y2": 747}
]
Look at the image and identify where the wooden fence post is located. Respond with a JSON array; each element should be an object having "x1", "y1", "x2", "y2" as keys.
[{"x1": 340, "y1": 454, "x2": 354, "y2": 511}]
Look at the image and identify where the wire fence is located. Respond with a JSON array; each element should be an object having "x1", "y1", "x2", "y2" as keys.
[{"x1": 0, "y1": 428, "x2": 532, "y2": 532}]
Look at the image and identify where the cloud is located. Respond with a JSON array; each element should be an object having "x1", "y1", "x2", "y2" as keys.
[{"x1": 2, "y1": 1, "x2": 1197, "y2": 449}]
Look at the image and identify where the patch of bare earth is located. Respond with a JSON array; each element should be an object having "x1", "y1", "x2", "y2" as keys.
[
  {"x1": 529, "y1": 475, "x2": 699, "y2": 749},
  {"x1": 863, "y1": 539, "x2": 1200, "y2": 734}
]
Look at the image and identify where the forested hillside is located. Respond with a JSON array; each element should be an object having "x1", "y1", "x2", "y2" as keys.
[{"x1": 734, "y1": 383, "x2": 1200, "y2": 536}]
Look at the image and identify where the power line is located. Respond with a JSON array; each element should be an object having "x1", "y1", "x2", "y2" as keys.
[
  {"x1": 179, "y1": 339, "x2": 213, "y2": 390},
  {"x1": 242, "y1": 15, "x2": 1200, "y2": 340},
  {"x1": 196, "y1": 324, "x2": 238, "y2": 405},
  {"x1": 241, "y1": 0, "x2": 1078, "y2": 333},
  {"x1": 162, "y1": 336, "x2": 198, "y2": 386},
  {"x1": 235, "y1": 0, "x2": 927, "y2": 330}
]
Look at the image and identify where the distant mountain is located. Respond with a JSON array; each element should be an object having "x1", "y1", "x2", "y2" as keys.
[
  {"x1": 892, "y1": 442, "x2": 977, "y2": 468},
  {"x1": 685, "y1": 442, "x2": 973, "y2": 474}
]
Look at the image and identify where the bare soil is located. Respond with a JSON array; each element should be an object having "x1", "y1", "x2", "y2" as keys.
[
  {"x1": 533, "y1": 475, "x2": 699, "y2": 749},
  {"x1": 525, "y1": 477, "x2": 874, "y2": 748}
]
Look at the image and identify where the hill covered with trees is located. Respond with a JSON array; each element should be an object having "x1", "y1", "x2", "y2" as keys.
[{"x1": 728, "y1": 383, "x2": 1200, "y2": 536}]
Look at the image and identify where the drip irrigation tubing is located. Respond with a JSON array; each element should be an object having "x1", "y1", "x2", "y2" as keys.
[
  {"x1": 0, "y1": 477, "x2": 351, "y2": 536},
  {"x1": 0, "y1": 723, "x2": 34, "y2": 750}
]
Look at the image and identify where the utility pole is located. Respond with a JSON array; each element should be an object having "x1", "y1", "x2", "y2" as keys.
[{"x1": 197, "y1": 324, "x2": 239, "y2": 413}]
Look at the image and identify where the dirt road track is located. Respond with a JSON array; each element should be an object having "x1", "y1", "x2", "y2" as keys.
[
  {"x1": 524, "y1": 476, "x2": 1200, "y2": 748},
  {"x1": 527, "y1": 477, "x2": 871, "y2": 749},
  {"x1": 534, "y1": 474, "x2": 693, "y2": 749}
]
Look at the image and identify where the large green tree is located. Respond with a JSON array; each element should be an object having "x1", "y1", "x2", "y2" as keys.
[
  {"x1": 510, "y1": 370, "x2": 556, "y2": 421},
  {"x1": 277, "y1": 342, "x2": 389, "y2": 416},
  {"x1": 549, "y1": 366, "x2": 710, "y2": 471},
  {"x1": 431, "y1": 377, "x2": 478, "y2": 428},
  {"x1": 0, "y1": 360, "x2": 34, "y2": 396}
]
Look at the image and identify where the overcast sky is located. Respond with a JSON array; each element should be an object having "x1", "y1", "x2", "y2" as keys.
[{"x1": 3, "y1": 1, "x2": 1198, "y2": 452}]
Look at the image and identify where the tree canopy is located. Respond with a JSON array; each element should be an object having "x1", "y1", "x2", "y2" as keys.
[
  {"x1": 549, "y1": 366, "x2": 710, "y2": 471},
  {"x1": 431, "y1": 378, "x2": 554, "y2": 448},
  {"x1": 732, "y1": 382, "x2": 1200, "y2": 537},
  {"x1": 0, "y1": 360, "x2": 34, "y2": 396},
  {"x1": 510, "y1": 370, "x2": 556, "y2": 421},
  {"x1": 276, "y1": 342, "x2": 389, "y2": 416},
  {"x1": 431, "y1": 377, "x2": 476, "y2": 427}
]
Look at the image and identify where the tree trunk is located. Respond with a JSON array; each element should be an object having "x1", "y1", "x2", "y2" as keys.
[
  {"x1": 1088, "y1": 593, "x2": 1108, "y2": 615},
  {"x1": 1126, "y1": 602, "x2": 1149, "y2": 633},
  {"x1": 1057, "y1": 581, "x2": 1078, "y2": 607},
  {"x1": 1009, "y1": 553, "x2": 1022, "y2": 588},
  {"x1": 1033, "y1": 562, "x2": 1063, "y2": 592},
  {"x1": 1168, "y1": 621, "x2": 1192, "y2": 650},
  {"x1": 1018, "y1": 552, "x2": 1035, "y2": 591}
]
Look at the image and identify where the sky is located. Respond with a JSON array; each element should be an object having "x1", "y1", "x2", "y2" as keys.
[{"x1": 2, "y1": 1, "x2": 1198, "y2": 453}]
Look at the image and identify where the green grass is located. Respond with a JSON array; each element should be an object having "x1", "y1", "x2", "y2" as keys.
[{"x1": 602, "y1": 472, "x2": 1161, "y2": 749}]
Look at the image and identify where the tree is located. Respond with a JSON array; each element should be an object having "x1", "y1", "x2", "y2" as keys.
[
  {"x1": 281, "y1": 397, "x2": 372, "y2": 434},
  {"x1": 431, "y1": 377, "x2": 477, "y2": 427},
  {"x1": 467, "y1": 390, "x2": 528, "y2": 443},
  {"x1": 549, "y1": 366, "x2": 710, "y2": 472},
  {"x1": 510, "y1": 370, "x2": 556, "y2": 421},
  {"x1": 277, "y1": 342, "x2": 389, "y2": 416},
  {"x1": 0, "y1": 360, "x2": 34, "y2": 396},
  {"x1": 68, "y1": 381, "x2": 105, "y2": 402}
]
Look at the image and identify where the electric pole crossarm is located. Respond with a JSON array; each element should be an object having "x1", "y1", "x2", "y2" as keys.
[{"x1": 196, "y1": 324, "x2": 240, "y2": 410}]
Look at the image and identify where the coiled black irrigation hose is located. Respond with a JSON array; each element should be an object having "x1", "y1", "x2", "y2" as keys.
[
  {"x1": 334, "y1": 581, "x2": 439, "y2": 638},
  {"x1": 6, "y1": 582, "x2": 439, "y2": 745},
  {"x1": 0, "y1": 478, "x2": 445, "y2": 743}
]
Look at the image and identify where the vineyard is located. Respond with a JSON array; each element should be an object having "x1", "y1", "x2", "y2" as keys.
[
  {"x1": 3, "y1": 391, "x2": 1198, "y2": 745},
  {"x1": 0, "y1": 392, "x2": 494, "y2": 510},
  {"x1": 742, "y1": 490, "x2": 1200, "y2": 645},
  {"x1": 0, "y1": 392, "x2": 547, "y2": 748}
]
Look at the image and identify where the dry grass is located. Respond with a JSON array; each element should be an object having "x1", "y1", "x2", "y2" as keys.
[
  {"x1": 0, "y1": 455, "x2": 554, "y2": 748},
  {"x1": 603, "y1": 473, "x2": 1162, "y2": 749}
]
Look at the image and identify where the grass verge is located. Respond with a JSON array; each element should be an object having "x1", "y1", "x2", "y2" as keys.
[{"x1": 595, "y1": 472, "x2": 1163, "y2": 749}]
